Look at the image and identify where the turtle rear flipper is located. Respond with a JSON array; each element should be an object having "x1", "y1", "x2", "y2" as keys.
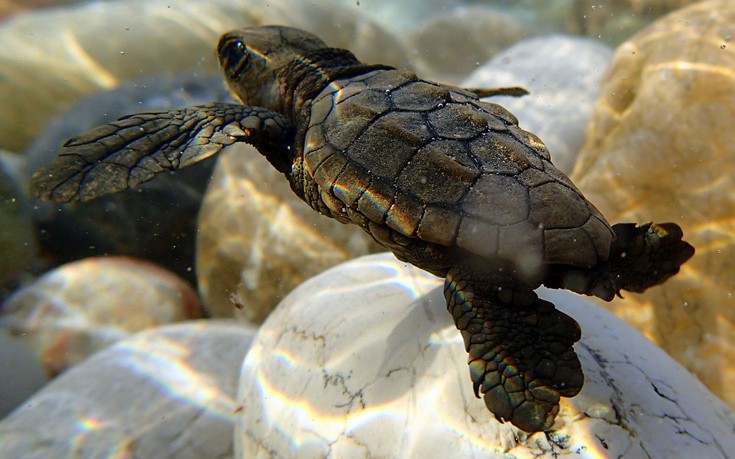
[
  {"x1": 444, "y1": 267, "x2": 584, "y2": 432},
  {"x1": 609, "y1": 222, "x2": 695, "y2": 293},
  {"x1": 30, "y1": 103, "x2": 292, "y2": 203}
]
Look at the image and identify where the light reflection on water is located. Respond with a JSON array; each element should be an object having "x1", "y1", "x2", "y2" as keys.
[
  {"x1": 0, "y1": 321, "x2": 251, "y2": 457},
  {"x1": 117, "y1": 335, "x2": 238, "y2": 425},
  {"x1": 236, "y1": 253, "x2": 523, "y2": 457},
  {"x1": 237, "y1": 254, "x2": 735, "y2": 457}
]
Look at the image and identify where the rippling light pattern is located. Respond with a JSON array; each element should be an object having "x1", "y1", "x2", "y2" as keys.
[{"x1": 119, "y1": 335, "x2": 236, "y2": 424}]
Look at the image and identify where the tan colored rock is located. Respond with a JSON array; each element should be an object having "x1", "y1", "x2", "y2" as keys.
[
  {"x1": 0, "y1": 0, "x2": 81, "y2": 20},
  {"x1": 0, "y1": 256, "x2": 202, "y2": 375},
  {"x1": 571, "y1": 0, "x2": 706, "y2": 44},
  {"x1": 572, "y1": 0, "x2": 735, "y2": 409},
  {"x1": 617, "y1": 0, "x2": 704, "y2": 14},
  {"x1": 0, "y1": 0, "x2": 408, "y2": 152},
  {"x1": 196, "y1": 145, "x2": 381, "y2": 322},
  {"x1": 405, "y1": 5, "x2": 528, "y2": 83}
]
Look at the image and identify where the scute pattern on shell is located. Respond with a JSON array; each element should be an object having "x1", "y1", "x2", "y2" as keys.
[{"x1": 303, "y1": 69, "x2": 613, "y2": 268}]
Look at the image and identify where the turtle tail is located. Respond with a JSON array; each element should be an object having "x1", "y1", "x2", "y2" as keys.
[
  {"x1": 444, "y1": 266, "x2": 584, "y2": 432},
  {"x1": 608, "y1": 222, "x2": 695, "y2": 294}
]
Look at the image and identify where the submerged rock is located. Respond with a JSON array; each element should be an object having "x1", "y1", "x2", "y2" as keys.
[
  {"x1": 333, "y1": 0, "x2": 462, "y2": 34},
  {"x1": 0, "y1": 320, "x2": 256, "y2": 458},
  {"x1": 0, "y1": 256, "x2": 202, "y2": 375},
  {"x1": 26, "y1": 74, "x2": 230, "y2": 285},
  {"x1": 196, "y1": 144, "x2": 381, "y2": 321},
  {"x1": 405, "y1": 5, "x2": 528, "y2": 83},
  {"x1": 236, "y1": 253, "x2": 735, "y2": 458},
  {"x1": 0, "y1": 329, "x2": 47, "y2": 418},
  {"x1": 462, "y1": 35, "x2": 613, "y2": 174},
  {"x1": 573, "y1": 0, "x2": 735, "y2": 410},
  {"x1": 0, "y1": 150, "x2": 37, "y2": 296},
  {"x1": 0, "y1": 0, "x2": 408, "y2": 152}
]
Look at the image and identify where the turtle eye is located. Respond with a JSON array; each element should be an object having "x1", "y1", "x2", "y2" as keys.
[{"x1": 219, "y1": 39, "x2": 249, "y2": 79}]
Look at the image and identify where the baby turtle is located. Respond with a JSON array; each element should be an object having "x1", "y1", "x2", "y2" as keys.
[{"x1": 30, "y1": 26, "x2": 694, "y2": 432}]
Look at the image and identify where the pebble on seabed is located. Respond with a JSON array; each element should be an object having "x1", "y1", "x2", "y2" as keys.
[
  {"x1": 236, "y1": 253, "x2": 735, "y2": 459},
  {"x1": 0, "y1": 329, "x2": 48, "y2": 418},
  {"x1": 0, "y1": 256, "x2": 202, "y2": 376},
  {"x1": 572, "y1": 0, "x2": 735, "y2": 411},
  {"x1": 462, "y1": 35, "x2": 613, "y2": 175},
  {"x1": 0, "y1": 0, "x2": 408, "y2": 152},
  {"x1": 196, "y1": 144, "x2": 382, "y2": 322},
  {"x1": 0, "y1": 320, "x2": 256, "y2": 459}
]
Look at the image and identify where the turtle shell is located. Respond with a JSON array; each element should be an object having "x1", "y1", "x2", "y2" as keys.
[{"x1": 300, "y1": 69, "x2": 613, "y2": 270}]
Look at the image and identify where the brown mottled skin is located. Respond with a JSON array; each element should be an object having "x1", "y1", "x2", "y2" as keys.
[{"x1": 30, "y1": 26, "x2": 694, "y2": 432}]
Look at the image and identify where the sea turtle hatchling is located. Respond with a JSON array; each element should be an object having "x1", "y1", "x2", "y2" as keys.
[{"x1": 30, "y1": 26, "x2": 694, "y2": 432}]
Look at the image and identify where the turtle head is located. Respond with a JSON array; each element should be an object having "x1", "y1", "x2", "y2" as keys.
[{"x1": 217, "y1": 26, "x2": 327, "y2": 112}]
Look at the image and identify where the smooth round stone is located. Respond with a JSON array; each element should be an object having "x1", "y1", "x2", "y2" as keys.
[
  {"x1": 462, "y1": 35, "x2": 613, "y2": 174},
  {"x1": 0, "y1": 328, "x2": 48, "y2": 418},
  {"x1": 196, "y1": 145, "x2": 381, "y2": 321},
  {"x1": 236, "y1": 253, "x2": 735, "y2": 458},
  {"x1": 0, "y1": 256, "x2": 203, "y2": 375},
  {"x1": 333, "y1": 0, "x2": 462, "y2": 34},
  {"x1": 405, "y1": 5, "x2": 528, "y2": 83},
  {"x1": 0, "y1": 0, "x2": 408, "y2": 152},
  {"x1": 572, "y1": 0, "x2": 735, "y2": 410},
  {"x1": 0, "y1": 150, "x2": 37, "y2": 293},
  {"x1": 566, "y1": 0, "x2": 704, "y2": 45},
  {"x1": 26, "y1": 74, "x2": 229, "y2": 284},
  {"x1": 473, "y1": 1, "x2": 702, "y2": 47},
  {"x1": 0, "y1": 0, "x2": 82, "y2": 20},
  {"x1": 0, "y1": 320, "x2": 256, "y2": 458}
]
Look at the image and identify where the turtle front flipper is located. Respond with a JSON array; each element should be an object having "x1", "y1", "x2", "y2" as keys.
[
  {"x1": 444, "y1": 266, "x2": 583, "y2": 432},
  {"x1": 30, "y1": 102, "x2": 292, "y2": 203},
  {"x1": 608, "y1": 222, "x2": 695, "y2": 293},
  {"x1": 466, "y1": 86, "x2": 529, "y2": 98}
]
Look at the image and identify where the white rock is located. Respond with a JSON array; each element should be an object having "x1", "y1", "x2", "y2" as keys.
[
  {"x1": 462, "y1": 35, "x2": 613, "y2": 174},
  {"x1": 0, "y1": 320, "x2": 256, "y2": 459},
  {"x1": 236, "y1": 253, "x2": 735, "y2": 458}
]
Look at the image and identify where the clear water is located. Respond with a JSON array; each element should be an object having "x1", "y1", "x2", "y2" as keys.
[{"x1": 0, "y1": 1, "x2": 732, "y2": 457}]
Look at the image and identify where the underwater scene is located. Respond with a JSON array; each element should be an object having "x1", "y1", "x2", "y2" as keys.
[{"x1": 0, "y1": 0, "x2": 733, "y2": 457}]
